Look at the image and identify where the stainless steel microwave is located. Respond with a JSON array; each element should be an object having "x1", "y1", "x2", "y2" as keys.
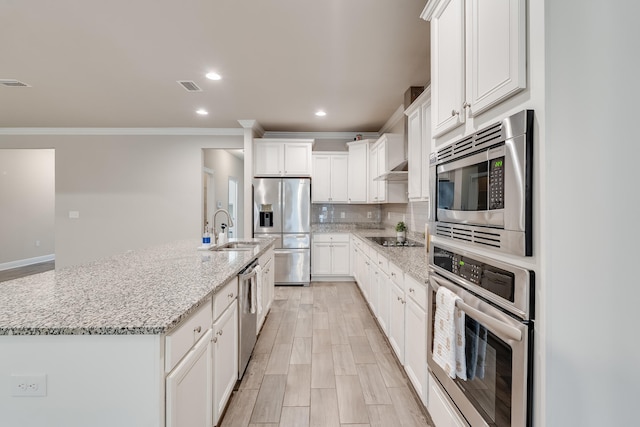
[{"x1": 429, "y1": 110, "x2": 534, "y2": 256}]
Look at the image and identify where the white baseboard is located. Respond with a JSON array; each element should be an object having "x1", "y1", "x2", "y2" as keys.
[
  {"x1": 0, "y1": 254, "x2": 55, "y2": 272},
  {"x1": 311, "y1": 275, "x2": 355, "y2": 282}
]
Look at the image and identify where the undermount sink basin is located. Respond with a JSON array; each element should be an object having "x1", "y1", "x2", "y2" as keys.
[{"x1": 210, "y1": 241, "x2": 260, "y2": 251}]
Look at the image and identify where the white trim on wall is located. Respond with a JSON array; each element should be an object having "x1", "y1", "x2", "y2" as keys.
[
  {"x1": 0, "y1": 254, "x2": 55, "y2": 272},
  {"x1": 262, "y1": 131, "x2": 379, "y2": 140},
  {"x1": 0, "y1": 128, "x2": 244, "y2": 136}
]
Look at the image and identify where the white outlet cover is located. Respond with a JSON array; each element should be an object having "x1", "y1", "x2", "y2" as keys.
[
  {"x1": 11, "y1": 374, "x2": 47, "y2": 397},
  {"x1": 68, "y1": 210, "x2": 80, "y2": 219}
]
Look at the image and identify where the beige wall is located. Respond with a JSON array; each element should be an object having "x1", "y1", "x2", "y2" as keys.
[
  {"x1": 0, "y1": 149, "x2": 55, "y2": 267},
  {"x1": 0, "y1": 134, "x2": 242, "y2": 268}
]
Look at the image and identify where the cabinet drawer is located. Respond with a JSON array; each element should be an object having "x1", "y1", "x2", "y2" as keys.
[
  {"x1": 213, "y1": 277, "x2": 238, "y2": 320},
  {"x1": 165, "y1": 297, "x2": 212, "y2": 372},
  {"x1": 389, "y1": 262, "x2": 403, "y2": 286},
  {"x1": 375, "y1": 253, "x2": 389, "y2": 275},
  {"x1": 405, "y1": 274, "x2": 427, "y2": 311}
]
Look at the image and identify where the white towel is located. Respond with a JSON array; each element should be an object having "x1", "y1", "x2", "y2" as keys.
[
  {"x1": 254, "y1": 264, "x2": 263, "y2": 315},
  {"x1": 432, "y1": 286, "x2": 467, "y2": 380}
]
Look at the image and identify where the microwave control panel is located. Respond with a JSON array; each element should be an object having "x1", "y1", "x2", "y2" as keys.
[{"x1": 489, "y1": 156, "x2": 505, "y2": 210}]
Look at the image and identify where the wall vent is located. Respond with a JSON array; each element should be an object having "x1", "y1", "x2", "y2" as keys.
[
  {"x1": 177, "y1": 80, "x2": 202, "y2": 92},
  {"x1": 0, "y1": 79, "x2": 31, "y2": 87}
]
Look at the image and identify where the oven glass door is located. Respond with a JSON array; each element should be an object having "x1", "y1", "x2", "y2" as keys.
[{"x1": 428, "y1": 273, "x2": 531, "y2": 427}]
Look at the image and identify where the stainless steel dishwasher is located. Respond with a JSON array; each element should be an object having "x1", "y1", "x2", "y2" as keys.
[{"x1": 237, "y1": 258, "x2": 258, "y2": 379}]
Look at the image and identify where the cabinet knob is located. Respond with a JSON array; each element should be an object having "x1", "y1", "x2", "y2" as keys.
[
  {"x1": 397, "y1": 296, "x2": 401, "y2": 301},
  {"x1": 451, "y1": 109, "x2": 459, "y2": 116},
  {"x1": 217, "y1": 330, "x2": 223, "y2": 336},
  {"x1": 212, "y1": 336, "x2": 218, "y2": 343},
  {"x1": 194, "y1": 326, "x2": 202, "y2": 333},
  {"x1": 402, "y1": 300, "x2": 406, "y2": 305},
  {"x1": 462, "y1": 102, "x2": 471, "y2": 109},
  {"x1": 409, "y1": 288, "x2": 415, "y2": 293},
  {"x1": 228, "y1": 292, "x2": 234, "y2": 298},
  {"x1": 391, "y1": 272, "x2": 396, "y2": 277}
]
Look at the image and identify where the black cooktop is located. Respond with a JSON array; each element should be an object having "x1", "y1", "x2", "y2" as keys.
[{"x1": 366, "y1": 236, "x2": 424, "y2": 247}]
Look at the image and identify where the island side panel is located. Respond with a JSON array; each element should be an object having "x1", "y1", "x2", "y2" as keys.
[{"x1": 0, "y1": 334, "x2": 163, "y2": 427}]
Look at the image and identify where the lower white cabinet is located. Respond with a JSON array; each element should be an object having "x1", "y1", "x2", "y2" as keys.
[
  {"x1": 312, "y1": 233, "x2": 351, "y2": 277},
  {"x1": 405, "y1": 274, "x2": 427, "y2": 405},
  {"x1": 212, "y1": 301, "x2": 238, "y2": 425},
  {"x1": 166, "y1": 329, "x2": 213, "y2": 427},
  {"x1": 428, "y1": 373, "x2": 470, "y2": 427},
  {"x1": 389, "y1": 273, "x2": 405, "y2": 364},
  {"x1": 258, "y1": 248, "x2": 275, "y2": 331}
]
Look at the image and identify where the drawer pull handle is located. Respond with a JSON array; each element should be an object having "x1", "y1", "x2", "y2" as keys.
[
  {"x1": 409, "y1": 288, "x2": 415, "y2": 293},
  {"x1": 217, "y1": 330, "x2": 224, "y2": 336},
  {"x1": 194, "y1": 326, "x2": 202, "y2": 333}
]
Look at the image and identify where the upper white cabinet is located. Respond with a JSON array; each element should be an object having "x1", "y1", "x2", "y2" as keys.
[
  {"x1": 254, "y1": 139, "x2": 313, "y2": 177},
  {"x1": 422, "y1": 0, "x2": 526, "y2": 138},
  {"x1": 369, "y1": 134, "x2": 408, "y2": 203},
  {"x1": 405, "y1": 87, "x2": 432, "y2": 201},
  {"x1": 347, "y1": 140, "x2": 370, "y2": 203},
  {"x1": 312, "y1": 153, "x2": 349, "y2": 203}
]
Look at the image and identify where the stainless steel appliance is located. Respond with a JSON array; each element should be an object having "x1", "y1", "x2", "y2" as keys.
[
  {"x1": 366, "y1": 236, "x2": 424, "y2": 247},
  {"x1": 238, "y1": 259, "x2": 258, "y2": 379},
  {"x1": 429, "y1": 110, "x2": 534, "y2": 256},
  {"x1": 427, "y1": 242, "x2": 534, "y2": 427},
  {"x1": 253, "y1": 178, "x2": 311, "y2": 286}
]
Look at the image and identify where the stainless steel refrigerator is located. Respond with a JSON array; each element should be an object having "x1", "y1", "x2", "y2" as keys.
[{"x1": 253, "y1": 177, "x2": 311, "y2": 286}]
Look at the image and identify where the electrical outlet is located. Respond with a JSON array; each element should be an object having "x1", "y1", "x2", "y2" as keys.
[
  {"x1": 402, "y1": 214, "x2": 406, "y2": 222},
  {"x1": 387, "y1": 212, "x2": 391, "y2": 220},
  {"x1": 340, "y1": 212, "x2": 345, "y2": 219},
  {"x1": 68, "y1": 211, "x2": 79, "y2": 219},
  {"x1": 35, "y1": 240, "x2": 40, "y2": 247},
  {"x1": 11, "y1": 374, "x2": 47, "y2": 397},
  {"x1": 367, "y1": 211, "x2": 372, "y2": 219}
]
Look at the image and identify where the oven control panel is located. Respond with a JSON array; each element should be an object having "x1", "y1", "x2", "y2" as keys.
[
  {"x1": 488, "y1": 156, "x2": 505, "y2": 210},
  {"x1": 432, "y1": 246, "x2": 515, "y2": 302}
]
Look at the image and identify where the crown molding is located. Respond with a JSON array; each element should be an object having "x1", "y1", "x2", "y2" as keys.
[
  {"x1": 0, "y1": 127, "x2": 245, "y2": 136},
  {"x1": 237, "y1": 120, "x2": 265, "y2": 137},
  {"x1": 262, "y1": 131, "x2": 379, "y2": 140},
  {"x1": 379, "y1": 104, "x2": 405, "y2": 134},
  {"x1": 421, "y1": 0, "x2": 443, "y2": 21}
]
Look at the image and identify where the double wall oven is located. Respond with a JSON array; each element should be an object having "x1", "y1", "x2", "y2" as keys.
[{"x1": 426, "y1": 110, "x2": 535, "y2": 427}]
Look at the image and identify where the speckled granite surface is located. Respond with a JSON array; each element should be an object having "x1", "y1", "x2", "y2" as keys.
[
  {"x1": 0, "y1": 238, "x2": 275, "y2": 336},
  {"x1": 311, "y1": 223, "x2": 385, "y2": 232},
  {"x1": 313, "y1": 226, "x2": 430, "y2": 284}
]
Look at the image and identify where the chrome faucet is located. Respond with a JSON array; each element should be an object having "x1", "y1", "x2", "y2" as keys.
[{"x1": 212, "y1": 209, "x2": 234, "y2": 244}]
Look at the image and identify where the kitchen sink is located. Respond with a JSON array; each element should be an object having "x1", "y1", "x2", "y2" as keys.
[{"x1": 210, "y1": 241, "x2": 261, "y2": 251}]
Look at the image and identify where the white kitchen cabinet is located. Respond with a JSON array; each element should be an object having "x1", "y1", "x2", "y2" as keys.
[
  {"x1": 405, "y1": 87, "x2": 432, "y2": 201},
  {"x1": 312, "y1": 233, "x2": 351, "y2": 277},
  {"x1": 388, "y1": 263, "x2": 405, "y2": 364},
  {"x1": 253, "y1": 139, "x2": 313, "y2": 177},
  {"x1": 166, "y1": 329, "x2": 213, "y2": 427},
  {"x1": 376, "y1": 258, "x2": 390, "y2": 335},
  {"x1": 404, "y1": 274, "x2": 427, "y2": 405},
  {"x1": 346, "y1": 140, "x2": 370, "y2": 203},
  {"x1": 212, "y1": 301, "x2": 238, "y2": 425},
  {"x1": 312, "y1": 153, "x2": 348, "y2": 203},
  {"x1": 369, "y1": 134, "x2": 408, "y2": 203},
  {"x1": 422, "y1": 0, "x2": 526, "y2": 138},
  {"x1": 428, "y1": 373, "x2": 470, "y2": 427},
  {"x1": 258, "y1": 248, "x2": 274, "y2": 331}
]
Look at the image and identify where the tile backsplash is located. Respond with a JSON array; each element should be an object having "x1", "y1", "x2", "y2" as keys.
[
  {"x1": 312, "y1": 201, "x2": 430, "y2": 240},
  {"x1": 312, "y1": 203, "x2": 381, "y2": 224}
]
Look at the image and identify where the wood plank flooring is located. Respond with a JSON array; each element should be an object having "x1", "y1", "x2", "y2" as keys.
[
  {"x1": 220, "y1": 281, "x2": 434, "y2": 427},
  {"x1": 0, "y1": 261, "x2": 54, "y2": 283}
]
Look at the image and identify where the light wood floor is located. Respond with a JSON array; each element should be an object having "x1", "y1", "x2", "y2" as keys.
[
  {"x1": 0, "y1": 261, "x2": 55, "y2": 283},
  {"x1": 220, "y1": 281, "x2": 434, "y2": 427}
]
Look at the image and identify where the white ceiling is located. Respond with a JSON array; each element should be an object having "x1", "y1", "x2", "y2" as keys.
[{"x1": 0, "y1": 0, "x2": 430, "y2": 133}]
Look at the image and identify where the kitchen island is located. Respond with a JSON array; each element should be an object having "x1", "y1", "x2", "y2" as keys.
[{"x1": 0, "y1": 238, "x2": 275, "y2": 427}]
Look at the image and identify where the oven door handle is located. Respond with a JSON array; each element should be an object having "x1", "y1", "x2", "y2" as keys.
[{"x1": 430, "y1": 275, "x2": 523, "y2": 342}]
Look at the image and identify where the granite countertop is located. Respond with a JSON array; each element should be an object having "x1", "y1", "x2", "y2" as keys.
[
  {"x1": 350, "y1": 229, "x2": 430, "y2": 284},
  {"x1": 312, "y1": 225, "x2": 430, "y2": 284},
  {"x1": 0, "y1": 238, "x2": 275, "y2": 336}
]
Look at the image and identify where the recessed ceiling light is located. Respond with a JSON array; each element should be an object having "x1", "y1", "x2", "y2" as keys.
[
  {"x1": 205, "y1": 72, "x2": 222, "y2": 81},
  {"x1": 196, "y1": 109, "x2": 209, "y2": 116},
  {"x1": 315, "y1": 110, "x2": 327, "y2": 117}
]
